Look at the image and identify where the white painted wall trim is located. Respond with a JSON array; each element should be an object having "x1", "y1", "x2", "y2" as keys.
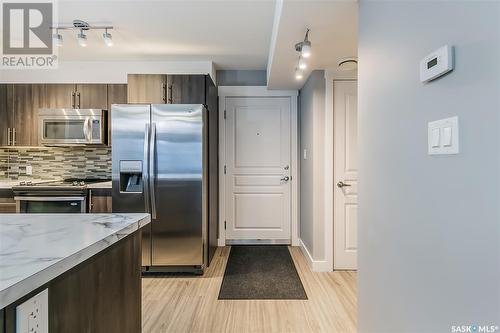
[
  {"x1": 299, "y1": 239, "x2": 331, "y2": 272},
  {"x1": 218, "y1": 86, "x2": 299, "y2": 247},
  {"x1": 0, "y1": 60, "x2": 216, "y2": 84},
  {"x1": 324, "y1": 69, "x2": 357, "y2": 271}
]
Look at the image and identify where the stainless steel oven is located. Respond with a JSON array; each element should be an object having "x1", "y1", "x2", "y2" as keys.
[
  {"x1": 38, "y1": 109, "x2": 107, "y2": 145},
  {"x1": 15, "y1": 196, "x2": 86, "y2": 213}
]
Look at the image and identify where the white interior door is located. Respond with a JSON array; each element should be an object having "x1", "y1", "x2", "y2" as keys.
[
  {"x1": 334, "y1": 81, "x2": 358, "y2": 269},
  {"x1": 225, "y1": 97, "x2": 291, "y2": 243}
]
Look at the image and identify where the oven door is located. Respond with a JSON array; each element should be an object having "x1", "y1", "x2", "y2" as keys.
[
  {"x1": 15, "y1": 196, "x2": 86, "y2": 213},
  {"x1": 39, "y1": 116, "x2": 95, "y2": 145}
]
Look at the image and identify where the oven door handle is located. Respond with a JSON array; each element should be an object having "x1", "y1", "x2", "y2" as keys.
[{"x1": 14, "y1": 196, "x2": 86, "y2": 201}]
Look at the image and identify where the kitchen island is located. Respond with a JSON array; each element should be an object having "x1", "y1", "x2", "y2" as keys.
[{"x1": 0, "y1": 213, "x2": 150, "y2": 333}]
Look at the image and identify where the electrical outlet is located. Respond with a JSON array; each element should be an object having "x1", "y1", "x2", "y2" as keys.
[
  {"x1": 26, "y1": 165, "x2": 33, "y2": 176},
  {"x1": 16, "y1": 289, "x2": 48, "y2": 333}
]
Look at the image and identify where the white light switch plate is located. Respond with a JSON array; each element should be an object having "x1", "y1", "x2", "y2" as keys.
[
  {"x1": 428, "y1": 116, "x2": 459, "y2": 155},
  {"x1": 16, "y1": 289, "x2": 48, "y2": 333}
]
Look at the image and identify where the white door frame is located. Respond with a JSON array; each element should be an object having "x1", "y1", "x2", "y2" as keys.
[
  {"x1": 218, "y1": 86, "x2": 299, "y2": 247},
  {"x1": 325, "y1": 70, "x2": 358, "y2": 271}
]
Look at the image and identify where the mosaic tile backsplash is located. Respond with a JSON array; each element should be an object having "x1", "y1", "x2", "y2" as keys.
[{"x1": 0, "y1": 147, "x2": 111, "y2": 180}]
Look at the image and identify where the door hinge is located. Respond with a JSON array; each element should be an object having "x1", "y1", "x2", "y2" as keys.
[
  {"x1": 224, "y1": 221, "x2": 227, "y2": 230},
  {"x1": 224, "y1": 165, "x2": 227, "y2": 174},
  {"x1": 224, "y1": 110, "x2": 226, "y2": 119}
]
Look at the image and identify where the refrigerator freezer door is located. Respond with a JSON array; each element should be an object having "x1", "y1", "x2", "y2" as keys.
[
  {"x1": 151, "y1": 104, "x2": 206, "y2": 266},
  {"x1": 111, "y1": 104, "x2": 152, "y2": 266}
]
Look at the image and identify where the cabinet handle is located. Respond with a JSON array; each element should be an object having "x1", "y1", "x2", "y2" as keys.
[
  {"x1": 72, "y1": 92, "x2": 76, "y2": 108},
  {"x1": 7, "y1": 128, "x2": 11, "y2": 146},
  {"x1": 77, "y1": 92, "x2": 81, "y2": 108},
  {"x1": 88, "y1": 189, "x2": 93, "y2": 212}
]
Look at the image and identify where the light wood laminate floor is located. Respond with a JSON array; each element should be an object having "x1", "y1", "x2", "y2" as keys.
[{"x1": 142, "y1": 246, "x2": 357, "y2": 333}]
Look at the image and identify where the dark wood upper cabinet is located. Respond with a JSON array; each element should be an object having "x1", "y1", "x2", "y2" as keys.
[
  {"x1": 0, "y1": 76, "x2": 216, "y2": 147},
  {"x1": 76, "y1": 84, "x2": 108, "y2": 109},
  {"x1": 42, "y1": 84, "x2": 108, "y2": 109},
  {"x1": 43, "y1": 84, "x2": 76, "y2": 108},
  {"x1": 127, "y1": 74, "x2": 166, "y2": 104},
  {"x1": 107, "y1": 84, "x2": 127, "y2": 146},
  {"x1": 0, "y1": 84, "x2": 42, "y2": 146},
  {"x1": 167, "y1": 75, "x2": 206, "y2": 104},
  {"x1": 107, "y1": 84, "x2": 128, "y2": 110},
  {"x1": 0, "y1": 84, "x2": 13, "y2": 146},
  {"x1": 12, "y1": 84, "x2": 44, "y2": 146},
  {"x1": 127, "y1": 74, "x2": 213, "y2": 105}
]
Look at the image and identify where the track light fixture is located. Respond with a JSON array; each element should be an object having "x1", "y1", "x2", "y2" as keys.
[
  {"x1": 51, "y1": 19, "x2": 114, "y2": 47},
  {"x1": 294, "y1": 29, "x2": 311, "y2": 80},
  {"x1": 295, "y1": 29, "x2": 311, "y2": 58}
]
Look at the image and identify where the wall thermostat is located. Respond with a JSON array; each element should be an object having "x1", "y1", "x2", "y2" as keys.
[{"x1": 420, "y1": 45, "x2": 454, "y2": 83}]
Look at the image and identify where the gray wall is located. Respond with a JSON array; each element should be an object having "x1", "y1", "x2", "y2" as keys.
[
  {"x1": 358, "y1": 1, "x2": 500, "y2": 332},
  {"x1": 299, "y1": 70, "x2": 326, "y2": 259},
  {"x1": 216, "y1": 70, "x2": 267, "y2": 86}
]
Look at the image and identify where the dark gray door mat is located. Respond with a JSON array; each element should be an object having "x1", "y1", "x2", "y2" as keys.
[{"x1": 218, "y1": 245, "x2": 308, "y2": 300}]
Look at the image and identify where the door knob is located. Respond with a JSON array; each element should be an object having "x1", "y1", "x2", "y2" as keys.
[
  {"x1": 281, "y1": 176, "x2": 290, "y2": 182},
  {"x1": 336, "y1": 181, "x2": 351, "y2": 188}
]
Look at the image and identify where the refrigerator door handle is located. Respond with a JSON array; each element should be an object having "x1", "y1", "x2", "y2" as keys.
[
  {"x1": 149, "y1": 122, "x2": 157, "y2": 219},
  {"x1": 143, "y1": 123, "x2": 150, "y2": 213}
]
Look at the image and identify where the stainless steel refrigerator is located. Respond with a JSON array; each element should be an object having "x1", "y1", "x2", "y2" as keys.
[{"x1": 111, "y1": 104, "x2": 218, "y2": 273}]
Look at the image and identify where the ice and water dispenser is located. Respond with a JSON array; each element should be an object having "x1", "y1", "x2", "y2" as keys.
[{"x1": 119, "y1": 160, "x2": 143, "y2": 193}]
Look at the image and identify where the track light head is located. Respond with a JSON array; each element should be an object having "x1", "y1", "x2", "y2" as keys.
[
  {"x1": 77, "y1": 30, "x2": 87, "y2": 47},
  {"x1": 103, "y1": 29, "x2": 113, "y2": 47},
  {"x1": 295, "y1": 68, "x2": 303, "y2": 80},
  {"x1": 298, "y1": 57, "x2": 307, "y2": 70},
  {"x1": 52, "y1": 30, "x2": 63, "y2": 47}
]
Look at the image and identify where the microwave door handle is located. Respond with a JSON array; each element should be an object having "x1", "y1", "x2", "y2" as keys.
[
  {"x1": 87, "y1": 118, "x2": 93, "y2": 142},
  {"x1": 143, "y1": 123, "x2": 150, "y2": 214},
  {"x1": 149, "y1": 122, "x2": 157, "y2": 219},
  {"x1": 83, "y1": 118, "x2": 89, "y2": 142},
  {"x1": 83, "y1": 118, "x2": 92, "y2": 143}
]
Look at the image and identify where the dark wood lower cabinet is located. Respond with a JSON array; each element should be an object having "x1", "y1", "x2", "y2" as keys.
[
  {"x1": 0, "y1": 190, "x2": 16, "y2": 213},
  {"x1": 89, "y1": 189, "x2": 112, "y2": 213},
  {"x1": 3, "y1": 230, "x2": 142, "y2": 333}
]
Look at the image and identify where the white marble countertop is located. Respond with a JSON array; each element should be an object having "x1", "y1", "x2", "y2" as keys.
[
  {"x1": 0, "y1": 179, "x2": 111, "y2": 190},
  {"x1": 87, "y1": 181, "x2": 112, "y2": 189},
  {"x1": 0, "y1": 179, "x2": 61, "y2": 190},
  {"x1": 0, "y1": 213, "x2": 150, "y2": 309}
]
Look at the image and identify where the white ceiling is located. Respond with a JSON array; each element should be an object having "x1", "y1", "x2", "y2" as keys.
[
  {"x1": 267, "y1": 0, "x2": 358, "y2": 89},
  {"x1": 55, "y1": 0, "x2": 276, "y2": 69},
  {"x1": 52, "y1": 0, "x2": 357, "y2": 88}
]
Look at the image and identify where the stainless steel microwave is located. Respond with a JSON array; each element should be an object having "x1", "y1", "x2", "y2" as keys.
[{"x1": 38, "y1": 109, "x2": 107, "y2": 145}]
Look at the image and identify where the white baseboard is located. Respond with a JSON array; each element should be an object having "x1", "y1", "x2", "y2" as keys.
[
  {"x1": 217, "y1": 238, "x2": 225, "y2": 247},
  {"x1": 298, "y1": 239, "x2": 331, "y2": 272}
]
